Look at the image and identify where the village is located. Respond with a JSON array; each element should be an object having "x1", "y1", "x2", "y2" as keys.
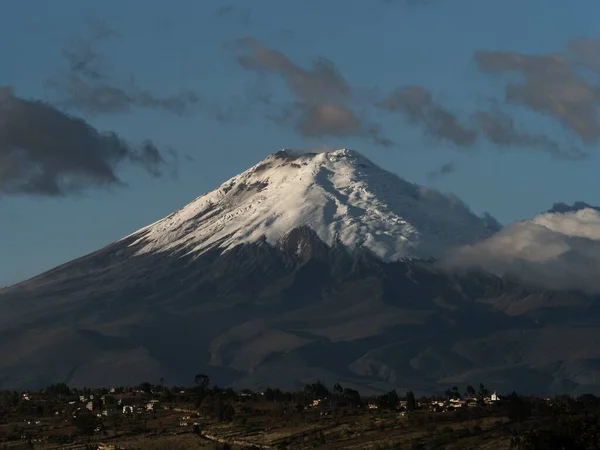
[{"x1": 0, "y1": 378, "x2": 584, "y2": 449}]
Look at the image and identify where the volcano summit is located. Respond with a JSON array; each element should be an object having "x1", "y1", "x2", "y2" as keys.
[{"x1": 122, "y1": 148, "x2": 499, "y2": 261}]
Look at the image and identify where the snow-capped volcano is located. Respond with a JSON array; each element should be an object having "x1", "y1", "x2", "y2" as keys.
[
  {"x1": 123, "y1": 148, "x2": 498, "y2": 260},
  {"x1": 2, "y1": 152, "x2": 599, "y2": 394}
]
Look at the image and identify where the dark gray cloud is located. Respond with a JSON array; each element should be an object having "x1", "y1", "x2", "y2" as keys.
[
  {"x1": 378, "y1": 86, "x2": 477, "y2": 146},
  {"x1": 215, "y1": 5, "x2": 252, "y2": 25},
  {"x1": 381, "y1": 0, "x2": 437, "y2": 5},
  {"x1": 234, "y1": 37, "x2": 393, "y2": 146},
  {"x1": 473, "y1": 109, "x2": 587, "y2": 160},
  {"x1": 377, "y1": 83, "x2": 584, "y2": 159},
  {"x1": 295, "y1": 103, "x2": 361, "y2": 136},
  {"x1": 86, "y1": 17, "x2": 120, "y2": 40},
  {"x1": 569, "y1": 38, "x2": 600, "y2": 71},
  {"x1": 548, "y1": 201, "x2": 600, "y2": 214},
  {"x1": 474, "y1": 41, "x2": 600, "y2": 145},
  {"x1": 427, "y1": 161, "x2": 456, "y2": 179},
  {"x1": 236, "y1": 37, "x2": 350, "y2": 104},
  {"x1": 216, "y1": 5, "x2": 234, "y2": 16},
  {"x1": 0, "y1": 87, "x2": 175, "y2": 197},
  {"x1": 230, "y1": 34, "x2": 595, "y2": 161},
  {"x1": 47, "y1": 22, "x2": 200, "y2": 116}
]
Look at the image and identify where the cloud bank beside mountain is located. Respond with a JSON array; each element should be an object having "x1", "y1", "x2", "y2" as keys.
[{"x1": 443, "y1": 204, "x2": 600, "y2": 293}]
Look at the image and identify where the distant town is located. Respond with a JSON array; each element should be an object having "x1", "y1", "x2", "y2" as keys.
[{"x1": 0, "y1": 375, "x2": 598, "y2": 449}]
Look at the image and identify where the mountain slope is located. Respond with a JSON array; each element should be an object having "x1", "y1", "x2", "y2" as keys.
[
  {"x1": 1, "y1": 149, "x2": 598, "y2": 395},
  {"x1": 121, "y1": 149, "x2": 499, "y2": 261},
  {"x1": 1, "y1": 227, "x2": 598, "y2": 395}
]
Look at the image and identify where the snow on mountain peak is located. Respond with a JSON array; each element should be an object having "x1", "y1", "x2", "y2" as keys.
[{"x1": 123, "y1": 148, "x2": 498, "y2": 260}]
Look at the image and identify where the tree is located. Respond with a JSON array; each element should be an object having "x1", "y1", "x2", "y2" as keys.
[
  {"x1": 194, "y1": 374, "x2": 210, "y2": 391},
  {"x1": 313, "y1": 381, "x2": 329, "y2": 399},
  {"x1": 478, "y1": 383, "x2": 489, "y2": 399},
  {"x1": 376, "y1": 390, "x2": 399, "y2": 410},
  {"x1": 466, "y1": 385, "x2": 476, "y2": 398},
  {"x1": 304, "y1": 381, "x2": 329, "y2": 400},
  {"x1": 333, "y1": 383, "x2": 343, "y2": 397},
  {"x1": 272, "y1": 388, "x2": 283, "y2": 403},
  {"x1": 92, "y1": 396, "x2": 102, "y2": 410},
  {"x1": 387, "y1": 390, "x2": 399, "y2": 409},
  {"x1": 406, "y1": 391, "x2": 417, "y2": 412},
  {"x1": 452, "y1": 386, "x2": 461, "y2": 399},
  {"x1": 46, "y1": 383, "x2": 71, "y2": 396},
  {"x1": 221, "y1": 403, "x2": 235, "y2": 422},
  {"x1": 343, "y1": 388, "x2": 361, "y2": 407},
  {"x1": 162, "y1": 387, "x2": 173, "y2": 402},
  {"x1": 265, "y1": 388, "x2": 275, "y2": 403},
  {"x1": 445, "y1": 387, "x2": 461, "y2": 400},
  {"x1": 506, "y1": 392, "x2": 531, "y2": 423}
]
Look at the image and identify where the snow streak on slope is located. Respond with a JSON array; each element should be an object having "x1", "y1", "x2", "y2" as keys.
[{"x1": 123, "y1": 149, "x2": 497, "y2": 261}]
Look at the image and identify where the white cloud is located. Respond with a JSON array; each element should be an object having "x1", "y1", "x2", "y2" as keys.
[{"x1": 443, "y1": 207, "x2": 600, "y2": 293}]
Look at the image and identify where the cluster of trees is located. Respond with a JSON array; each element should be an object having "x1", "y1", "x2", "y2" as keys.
[
  {"x1": 261, "y1": 381, "x2": 362, "y2": 408},
  {"x1": 510, "y1": 397, "x2": 600, "y2": 449},
  {"x1": 445, "y1": 383, "x2": 490, "y2": 401},
  {"x1": 261, "y1": 381, "x2": 421, "y2": 413}
]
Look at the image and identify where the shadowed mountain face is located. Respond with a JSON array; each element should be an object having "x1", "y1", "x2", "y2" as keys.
[{"x1": 1, "y1": 226, "x2": 599, "y2": 396}]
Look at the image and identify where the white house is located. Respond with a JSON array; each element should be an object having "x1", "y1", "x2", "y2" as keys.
[{"x1": 483, "y1": 391, "x2": 501, "y2": 404}]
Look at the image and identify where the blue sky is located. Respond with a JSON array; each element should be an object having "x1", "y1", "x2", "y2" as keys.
[{"x1": 1, "y1": 0, "x2": 599, "y2": 286}]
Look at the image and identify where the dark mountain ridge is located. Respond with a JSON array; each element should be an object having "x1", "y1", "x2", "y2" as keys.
[{"x1": 1, "y1": 225, "x2": 597, "y2": 395}]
